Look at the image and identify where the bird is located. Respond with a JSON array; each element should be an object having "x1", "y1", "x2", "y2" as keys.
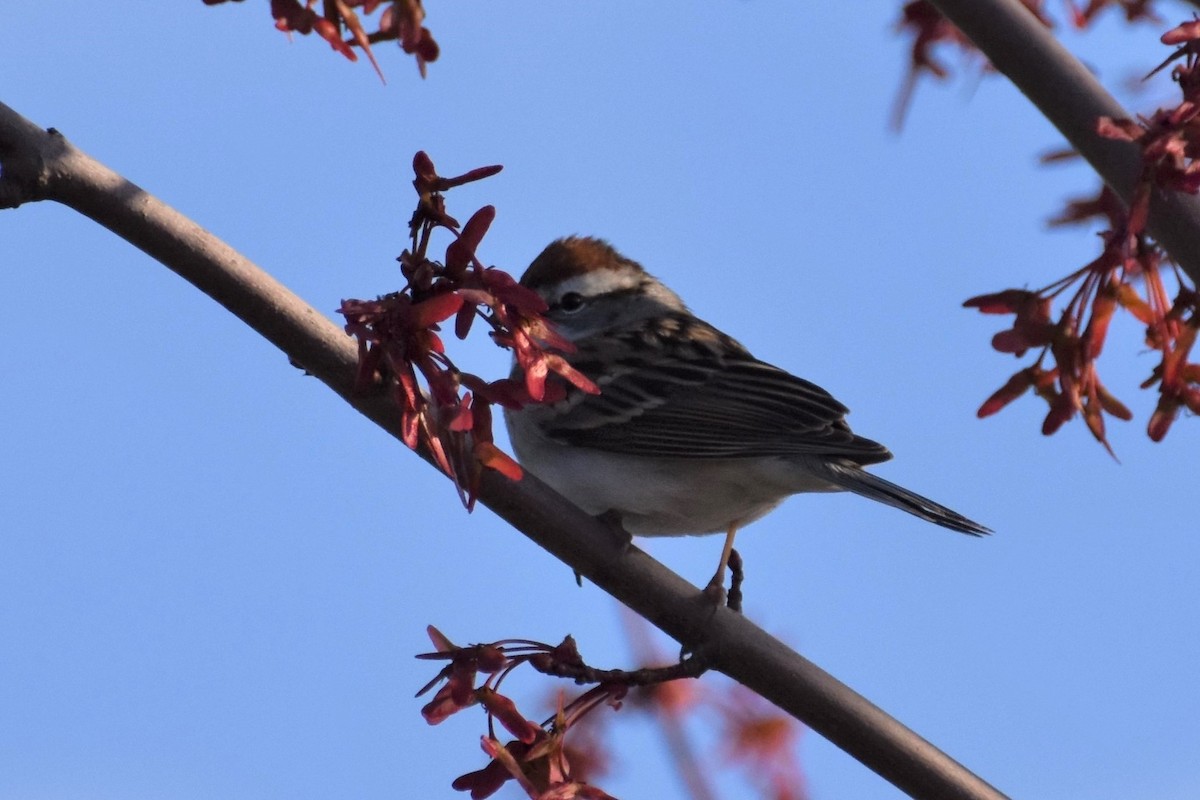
[{"x1": 503, "y1": 236, "x2": 990, "y2": 594}]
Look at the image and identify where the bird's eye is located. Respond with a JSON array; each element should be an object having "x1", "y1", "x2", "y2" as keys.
[{"x1": 558, "y1": 292, "x2": 586, "y2": 313}]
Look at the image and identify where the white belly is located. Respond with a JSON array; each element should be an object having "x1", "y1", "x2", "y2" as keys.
[{"x1": 505, "y1": 410, "x2": 842, "y2": 536}]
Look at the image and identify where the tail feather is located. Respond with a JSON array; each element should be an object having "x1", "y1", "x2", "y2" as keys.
[{"x1": 821, "y1": 461, "x2": 991, "y2": 536}]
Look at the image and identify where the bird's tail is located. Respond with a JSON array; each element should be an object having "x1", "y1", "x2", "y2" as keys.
[{"x1": 820, "y1": 461, "x2": 991, "y2": 536}]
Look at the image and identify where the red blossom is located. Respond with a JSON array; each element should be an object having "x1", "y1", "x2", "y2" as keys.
[
  {"x1": 481, "y1": 269, "x2": 550, "y2": 315},
  {"x1": 969, "y1": 16, "x2": 1200, "y2": 449},
  {"x1": 893, "y1": 1, "x2": 1161, "y2": 131},
  {"x1": 1162, "y1": 18, "x2": 1200, "y2": 45},
  {"x1": 453, "y1": 738, "x2": 539, "y2": 800},
  {"x1": 478, "y1": 689, "x2": 543, "y2": 745},
  {"x1": 717, "y1": 685, "x2": 807, "y2": 800},
  {"x1": 378, "y1": 0, "x2": 440, "y2": 77},
  {"x1": 214, "y1": 0, "x2": 439, "y2": 79},
  {"x1": 426, "y1": 618, "x2": 809, "y2": 800},
  {"x1": 314, "y1": 14, "x2": 360, "y2": 61},
  {"x1": 1063, "y1": 0, "x2": 1162, "y2": 26},
  {"x1": 420, "y1": 630, "x2": 636, "y2": 800},
  {"x1": 421, "y1": 683, "x2": 472, "y2": 724},
  {"x1": 963, "y1": 291, "x2": 1054, "y2": 357},
  {"x1": 270, "y1": 0, "x2": 317, "y2": 34},
  {"x1": 971, "y1": 153, "x2": 1199, "y2": 450},
  {"x1": 460, "y1": 374, "x2": 537, "y2": 409},
  {"x1": 1146, "y1": 300, "x2": 1200, "y2": 439},
  {"x1": 966, "y1": 228, "x2": 1160, "y2": 452},
  {"x1": 1096, "y1": 115, "x2": 1147, "y2": 142},
  {"x1": 1047, "y1": 184, "x2": 1128, "y2": 229},
  {"x1": 962, "y1": 288, "x2": 1040, "y2": 314},
  {"x1": 474, "y1": 442, "x2": 523, "y2": 481},
  {"x1": 416, "y1": 626, "x2": 511, "y2": 724},
  {"x1": 892, "y1": 1, "x2": 1052, "y2": 129},
  {"x1": 1115, "y1": 280, "x2": 1157, "y2": 323},
  {"x1": 338, "y1": 152, "x2": 596, "y2": 506},
  {"x1": 977, "y1": 366, "x2": 1039, "y2": 418},
  {"x1": 447, "y1": 206, "x2": 497, "y2": 277},
  {"x1": 333, "y1": 0, "x2": 386, "y2": 81},
  {"x1": 411, "y1": 291, "x2": 465, "y2": 327},
  {"x1": 412, "y1": 151, "x2": 504, "y2": 195}
]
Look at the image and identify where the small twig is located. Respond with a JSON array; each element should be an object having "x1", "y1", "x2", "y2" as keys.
[{"x1": 530, "y1": 648, "x2": 711, "y2": 687}]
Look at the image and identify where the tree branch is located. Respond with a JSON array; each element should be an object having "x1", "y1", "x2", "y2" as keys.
[
  {"x1": 926, "y1": 0, "x2": 1200, "y2": 286},
  {"x1": 0, "y1": 99, "x2": 1007, "y2": 800}
]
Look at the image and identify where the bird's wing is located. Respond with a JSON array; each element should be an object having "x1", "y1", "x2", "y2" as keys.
[{"x1": 539, "y1": 320, "x2": 892, "y2": 464}]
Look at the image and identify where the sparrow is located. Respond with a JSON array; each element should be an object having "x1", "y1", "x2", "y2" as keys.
[{"x1": 504, "y1": 237, "x2": 990, "y2": 592}]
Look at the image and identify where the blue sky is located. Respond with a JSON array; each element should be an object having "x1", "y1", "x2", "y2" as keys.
[{"x1": 2, "y1": 3, "x2": 1197, "y2": 799}]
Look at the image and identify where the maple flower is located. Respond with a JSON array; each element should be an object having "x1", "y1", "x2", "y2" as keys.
[
  {"x1": 717, "y1": 685, "x2": 808, "y2": 800},
  {"x1": 454, "y1": 728, "x2": 618, "y2": 800},
  {"x1": 891, "y1": 1, "x2": 1052, "y2": 129},
  {"x1": 339, "y1": 152, "x2": 597, "y2": 507},
  {"x1": 964, "y1": 230, "x2": 1143, "y2": 455},
  {"x1": 452, "y1": 738, "x2": 542, "y2": 800},
  {"x1": 204, "y1": 0, "x2": 439, "y2": 80},
  {"x1": 966, "y1": 15, "x2": 1200, "y2": 448},
  {"x1": 423, "y1": 628, "x2": 711, "y2": 799},
  {"x1": 1063, "y1": 0, "x2": 1162, "y2": 26},
  {"x1": 416, "y1": 626, "x2": 510, "y2": 724}
]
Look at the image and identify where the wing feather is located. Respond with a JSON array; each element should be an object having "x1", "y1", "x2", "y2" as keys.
[{"x1": 542, "y1": 319, "x2": 892, "y2": 465}]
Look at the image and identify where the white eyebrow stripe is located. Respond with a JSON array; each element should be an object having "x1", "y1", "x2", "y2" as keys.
[{"x1": 550, "y1": 269, "x2": 641, "y2": 301}]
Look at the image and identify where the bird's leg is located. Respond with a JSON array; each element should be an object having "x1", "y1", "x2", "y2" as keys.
[{"x1": 702, "y1": 525, "x2": 739, "y2": 604}]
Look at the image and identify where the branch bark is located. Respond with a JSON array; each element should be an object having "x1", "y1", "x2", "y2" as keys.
[
  {"x1": 926, "y1": 0, "x2": 1200, "y2": 286},
  {"x1": 0, "y1": 100, "x2": 1006, "y2": 800}
]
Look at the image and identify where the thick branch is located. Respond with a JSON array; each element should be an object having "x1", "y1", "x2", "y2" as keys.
[
  {"x1": 0, "y1": 100, "x2": 1006, "y2": 800},
  {"x1": 926, "y1": 0, "x2": 1200, "y2": 286}
]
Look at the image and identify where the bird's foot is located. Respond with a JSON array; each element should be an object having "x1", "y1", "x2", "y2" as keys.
[
  {"x1": 594, "y1": 509, "x2": 634, "y2": 549},
  {"x1": 700, "y1": 548, "x2": 743, "y2": 613}
]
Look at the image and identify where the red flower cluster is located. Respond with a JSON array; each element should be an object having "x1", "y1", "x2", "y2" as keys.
[
  {"x1": 1063, "y1": 0, "x2": 1162, "y2": 26},
  {"x1": 966, "y1": 19, "x2": 1200, "y2": 447},
  {"x1": 418, "y1": 616, "x2": 807, "y2": 800},
  {"x1": 339, "y1": 152, "x2": 598, "y2": 508},
  {"x1": 1101, "y1": 20, "x2": 1200, "y2": 211},
  {"x1": 891, "y1": 1, "x2": 1051, "y2": 129},
  {"x1": 891, "y1": 1, "x2": 1162, "y2": 129},
  {"x1": 417, "y1": 627, "x2": 624, "y2": 800},
  {"x1": 964, "y1": 246, "x2": 1136, "y2": 454},
  {"x1": 204, "y1": 0, "x2": 439, "y2": 80},
  {"x1": 718, "y1": 685, "x2": 808, "y2": 800},
  {"x1": 612, "y1": 610, "x2": 808, "y2": 800}
]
